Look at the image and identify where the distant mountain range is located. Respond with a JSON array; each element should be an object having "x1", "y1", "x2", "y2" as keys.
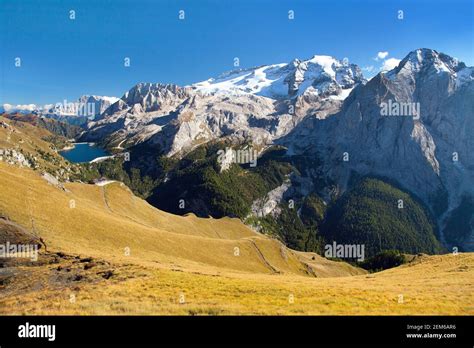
[
  {"x1": 1, "y1": 95, "x2": 119, "y2": 126},
  {"x1": 2, "y1": 48, "x2": 473, "y2": 253},
  {"x1": 81, "y1": 54, "x2": 365, "y2": 155}
]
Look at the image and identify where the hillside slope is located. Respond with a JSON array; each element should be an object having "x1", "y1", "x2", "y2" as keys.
[
  {"x1": 0, "y1": 162, "x2": 473, "y2": 315},
  {"x1": 0, "y1": 162, "x2": 360, "y2": 277},
  {"x1": 0, "y1": 115, "x2": 74, "y2": 180},
  {"x1": 321, "y1": 177, "x2": 443, "y2": 256},
  {"x1": 0, "y1": 116, "x2": 472, "y2": 315}
]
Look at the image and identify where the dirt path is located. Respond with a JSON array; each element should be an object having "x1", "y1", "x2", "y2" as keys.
[
  {"x1": 101, "y1": 186, "x2": 112, "y2": 212},
  {"x1": 247, "y1": 239, "x2": 279, "y2": 274}
]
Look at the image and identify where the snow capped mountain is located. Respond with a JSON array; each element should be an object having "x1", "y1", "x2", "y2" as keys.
[
  {"x1": 83, "y1": 54, "x2": 365, "y2": 154},
  {"x1": 385, "y1": 48, "x2": 467, "y2": 78},
  {"x1": 192, "y1": 55, "x2": 365, "y2": 100},
  {"x1": 192, "y1": 63, "x2": 289, "y2": 98},
  {"x1": 384, "y1": 48, "x2": 474, "y2": 91},
  {"x1": 280, "y1": 48, "x2": 474, "y2": 251},
  {"x1": 12, "y1": 47, "x2": 467, "y2": 251}
]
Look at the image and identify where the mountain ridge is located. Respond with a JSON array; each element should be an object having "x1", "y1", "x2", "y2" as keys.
[
  {"x1": 3, "y1": 48, "x2": 473, "y2": 252},
  {"x1": 280, "y1": 48, "x2": 474, "y2": 250}
]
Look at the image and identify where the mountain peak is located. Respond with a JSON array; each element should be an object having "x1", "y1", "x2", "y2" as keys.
[
  {"x1": 386, "y1": 48, "x2": 467, "y2": 79},
  {"x1": 192, "y1": 54, "x2": 365, "y2": 100},
  {"x1": 78, "y1": 95, "x2": 120, "y2": 104}
]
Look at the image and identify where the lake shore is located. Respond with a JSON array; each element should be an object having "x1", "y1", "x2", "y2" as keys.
[
  {"x1": 61, "y1": 142, "x2": 97, "y2": 151},
  {"x1": 61, "y1": 144, "x2": 75, "y2": 151},
  {"x1": 59, "y1": 143, "x2": 109, "y2": 163}
]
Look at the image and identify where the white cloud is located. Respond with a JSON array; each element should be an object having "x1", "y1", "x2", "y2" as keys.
[
  {"x1": 375, "y1": 51, "x2": 389, "y2": 61},
  {"x1": 362, "y1": 66, "x2": 375, "y2": 73},
  {"x1": 1, "y1": 104, "x2": 13, "y2": 111},
  {"x1": 1, "y1": 103, "x2": 38, "y2": 113},
  {"x1": 381, "y1": 58, "x2": 401, "y2": 72}
]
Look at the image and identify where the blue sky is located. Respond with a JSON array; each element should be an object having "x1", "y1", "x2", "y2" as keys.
[{"x1": 1, "y1": 0, "x2": 473, "y2": 105}]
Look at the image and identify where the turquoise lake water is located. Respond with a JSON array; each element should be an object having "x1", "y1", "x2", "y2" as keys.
[{"x1": 60, "y1": 143, "x2": 109, "y2": 163}]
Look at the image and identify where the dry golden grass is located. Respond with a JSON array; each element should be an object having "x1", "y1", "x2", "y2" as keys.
[
  {"x1": 1, "y1": 253, "x2": 472, "y2": 315},
  {"x1": 0, "y1": 161, "x2": 362, "y2": 278}
]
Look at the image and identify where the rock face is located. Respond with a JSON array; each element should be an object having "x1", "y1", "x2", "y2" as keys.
[
  {"x1": 42, "y1": 95, "x2": 120, "y2": 125},
  {"x1": 280, "y1": 49, "x2": 474, "y2": 250},
  {"x1": 83, "y1": 55, "x2": 365, "y2": 155},
  {"x1": 81, "y1": 48, "x2": 474, "y2": 251},
  {"x1": 75, "y1": 95, "x2": 120, "y2": 118},
  {"x1": 0, "y1": 149, "x2": 30, "y2": 167},
  {"x1": 251, "y1": 179, "x2": 292, "y2": 218}
]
